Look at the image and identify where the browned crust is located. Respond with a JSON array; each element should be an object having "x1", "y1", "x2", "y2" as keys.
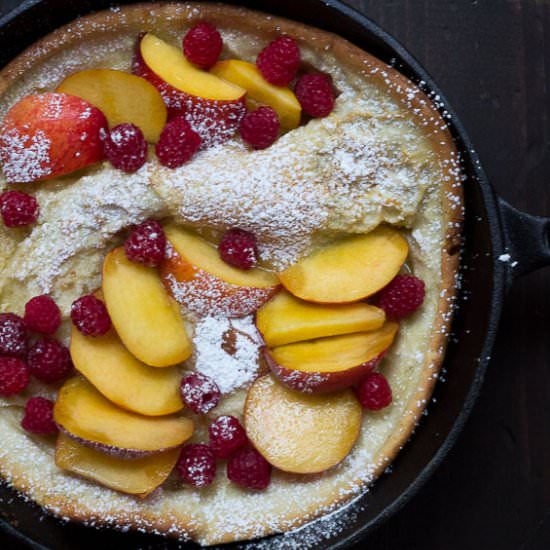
[{"x1": 0, "y1": 1, "x2": 463, "y2": 545}]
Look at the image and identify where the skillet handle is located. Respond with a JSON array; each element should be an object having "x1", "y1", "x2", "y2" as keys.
[{"x1": 498, "y1": 197, "x2": 550, "y2": 287}]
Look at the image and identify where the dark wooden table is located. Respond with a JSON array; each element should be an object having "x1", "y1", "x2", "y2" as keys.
[{"x1": 0, "y1": 1, "x2": 549, "y2": 549}]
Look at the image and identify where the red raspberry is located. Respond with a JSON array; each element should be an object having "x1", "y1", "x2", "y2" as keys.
[
  {"x1": 156, "y1": 116, "x2": 201, "y2": 168},
  {"x1": 70, "y1": 295, "x2": 111, "y2": 337},
  {"x1": 24, "y1": 295, "x2": 61, "y2": 335},
  {"x1": 377, "y1": 275, "x2": 426, "y2": 320},
  {"x1": 183, "y1": 22, "x2": 223, "y2": 69},
  {"x1": 124, "y1": 219, "x2": 166, "y2": 267},
  {"x1": 295, "y1": 73, "x2": 335, "y2": 118},
  {"x1": 103, "y1": 123, "x2": 148, "y2": 173},
  {"x1": 357, "y1": 372, "x2": 392, "y2": 411},
  {"x1": 28, "y1": 337, "x2": 72, "y2": 383},
  {"x1": 227, "y1": 447, "x2": 271, "y2": 490},
  {"x1": 180, "y1": 372, "x2": 221, "y2": 415},
  {"x1": 209, "y1": 415, "x2": 247, "y2": 458},
  {"x1": 218, "y1": 228, "x2": 258, "y2": 270},
  {"x1": 0, "y1": 313, "x2": 28, "y2": 358},
  {"x1": 0, "y1": 357, "x2": 30, "y2": 396},
  {"x1": 239, "y1": 107, "x2": 280, "y2": 150},
  {"x1": 256, "y1": 35, "x2": 300, "y2": 86},
  {"x1": 21, "y1": 397, "x2": 57, "y2": 435},
  {"x1": 177, "y1": 443, "x2": 216, "y2": 488},
  {"x1": 0, "y1": 190, "x2": 39, "y2": 228}
]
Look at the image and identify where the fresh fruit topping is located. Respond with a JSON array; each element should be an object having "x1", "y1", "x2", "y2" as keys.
[
  {"x1": 280, "y1": 227, "x2": 409, "y2": 303},
  {"x1": 176, "y1": 443, "x2": 217, "y2": 488},
  {"x1": 71, "y1": 294, "x2": 112, "y2": 337},
  {"x1": 240, "y1": 107, "x2": 280, "y2": 150},
  {"x1": 28, "y1": 337, "x2": 72, "y2": 383},
  {"x1": 0, "y1": 190, "x2": 39, "y2": 228},
  {"x1": 103, "y1": 123, "x2": 148, "y2": 173},
  {"x1": 54, "y1": 377, "x2": 194, "y2": 456},
  {"x1": 0, "y1": 313, "x2": 28, "y2": 358},
  {"x1": 102, "y1": 247, "x2": 192, "y2": 367},
  {"x1": 218, "y1": 228, "x2": 259, "y2": 270},
  {"x1": 209, "y1": 415, "x2": 247, "y2": 458},
  {"x1": 183, "y1": 22, "x2": 223, "y2": 69},
  {"x1": 56, "y1": 433, "x2": 180, "y2": 496},
  {"x1": 211, "y1": 60, "x2": 301, "y2": 129},
  {"x1": 245, "y1": 375, "x2": 362, "y2": 474},
  {"x1": 356, "y1": 372, "x2": 392, "y2": 411},
  {"x1": 295, "y1": 73, "x2": 335, "y2": 118},
  {"x1": 21, "y1": 396, "x2": 57, "y2": 435},
  {"x1": 0, "y1": 93, "x2": 108, "y2": 183},
  {"x1": 23, "y1": 295, "x2": 61, "y2": 335},
  {"x1": 156, "y1": 116, "x2": 201, "y2": 168},
  {"x1": 227, "y1": 447, "x2": 271, "y2": 490},
  {"x1": 56, "y1": 68, "x2": 167, "y2": 143},
  {"x1": 0, "y1": 357, "x2": 30, "y2": 396},
  {"x1": 124, "y1": 219, "x2": 166, "y2": 267},
  {"x1": 180, "y1": 372, "x2": 221, "y2": 414},
  {"x1": 377, "y1": 274, "x2": 426, "y2": 320},
  {"x1": 256, "y1": 36, "x2": 300, "y2": 87}
]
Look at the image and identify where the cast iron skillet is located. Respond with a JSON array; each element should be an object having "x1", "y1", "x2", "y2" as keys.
[{"x1": 0, "y1": 1, "x2": 549, "y2": 548}]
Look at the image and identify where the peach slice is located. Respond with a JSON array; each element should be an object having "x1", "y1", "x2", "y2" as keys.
[
  {"x1": 55, "y1": 433, "x2": 180, "y2": 497},
  {"x1": 54, "y1": 377, "x2": 193, "y2": 457},
  {"x1": 0, "y1": 92, "x2": 107, "y2": 183},
  {"x1": 102, "y1": 247, "x2": 192, "y2": 367},
  {"x1": 279, "y1": 226, "x2": 409, "y2": 303},
  {"x1": 244, "y1": 375, "x2": 362, "y2": 474},
  {"x1": 70, "y1": 325, "x2": 183, "y2": 416},
  {"x1": 264, "y1": 322, "x2": 398, "y2": 393},
  {"x1": 56, "y1": 69, "x2": 167, "y2": 143},
  {"x1": 161, "y1": 225, "x2": 280, "y2": 317},
  {"x1": 211, "y1": 60, "x2": 301, "y2": 129},
  {"x1": 256, "y1": 290, "x2": 385, "y2": 347}
]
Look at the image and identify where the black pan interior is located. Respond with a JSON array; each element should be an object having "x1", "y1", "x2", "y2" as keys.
[{"x1": 0, "y1": 1, "x2": 507, "y2": 548}]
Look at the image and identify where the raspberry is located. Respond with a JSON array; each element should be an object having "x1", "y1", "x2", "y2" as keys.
[
  {"x1": 0, "y1": 313, "x2": 28, "y2": 358},
  {"x1": 28, "y1": 337, "x2": 72, "y2": 383},
  {"x1": 24, "y1": 295, "x2": 61, "y2": 335},
  {"x1": 177, "y1": 444, "x2": 216, "y2": 488},
  {"x1": 377, "y1": 275, "x2": 426, "y2": 320},
  {"x1": 357, "y1": 372, "x2": 392, "y2": 411},
  {"x1": 209, "y1": 415, "x2": 247, "y2": 458},
  {"x1": 21, "y1": 397, "x2": 57, "y2": 435},
  {"x1": 103, "y1": 123, "x2": 148, "y2": 173},
  {"x1": 0, "y1": 190, "x2": 39, "y2": 228},
  {"x1": 0, "y1": 357, "x2": 30, "y2": 396},
  {"x1": 70, "y1": 295, "x2": 111, "y2": 337},
  {"x1": 239, "y1": 107, "x2": 280, "y2": 150},
  {"x1": 156, "y1": 116, "x2": 201, "y2": 168},
  {"x1": 295, "y1": 73, "x2": 335, "y2": 118},
  {"x1": 124, "y1": 219, "x2": 166, "y2": 267},
  {"x1": 183, "y1": 22, "x2": 223, "y2": 69},
  {"x1": 180, "y1": 372, "x2": 221, "y2": 414},
  {"x1": 256, "y1": 35, "x2": 300, "y2": 86},
  {"x1": 218, "y1": 228, "x2": 258, "y2": 270},
  {"x1": 227, "y1": 447, "x2": 271, "y2": 490}
]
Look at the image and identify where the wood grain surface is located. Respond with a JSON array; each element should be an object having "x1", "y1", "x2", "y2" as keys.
[{"x1": 0, "y1": 1, "x2": 548, "y2": 549}]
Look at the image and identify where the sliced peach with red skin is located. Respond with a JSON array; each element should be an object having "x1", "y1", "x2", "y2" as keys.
[
  {"x1": 102, "y1": 247, "x2": 192, "y2": 367},
  {"x1": 279, "y1": 226, "x2": 409, "y2": 303},
  {"x1": 55, "y1": 433, "x2": 180, "y2": 497},
  {"x1": 56, "y1": 68, "x2": 167, "y2": 143},
  {"x1": 264, "y1": 322, "x2": 398, "y2": 393},
  {"x1": 256, "y1": 290, "x2": 385, "y2": 347},
  {"x1": 0, "y1": 92, "x2": 108, "y2": 183},
  {"x1": 244, "y1": 375, "x2": 362, "y2": 474},
  {"x1": 161, "y1": 225, "x2": 280, "y2": 317},
  {"x1": 132, "y1": 33, "x2": 246, "y2": 145},
  {"x1": 54, "y1": 377, "x2": 194, "y2": 458}
]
